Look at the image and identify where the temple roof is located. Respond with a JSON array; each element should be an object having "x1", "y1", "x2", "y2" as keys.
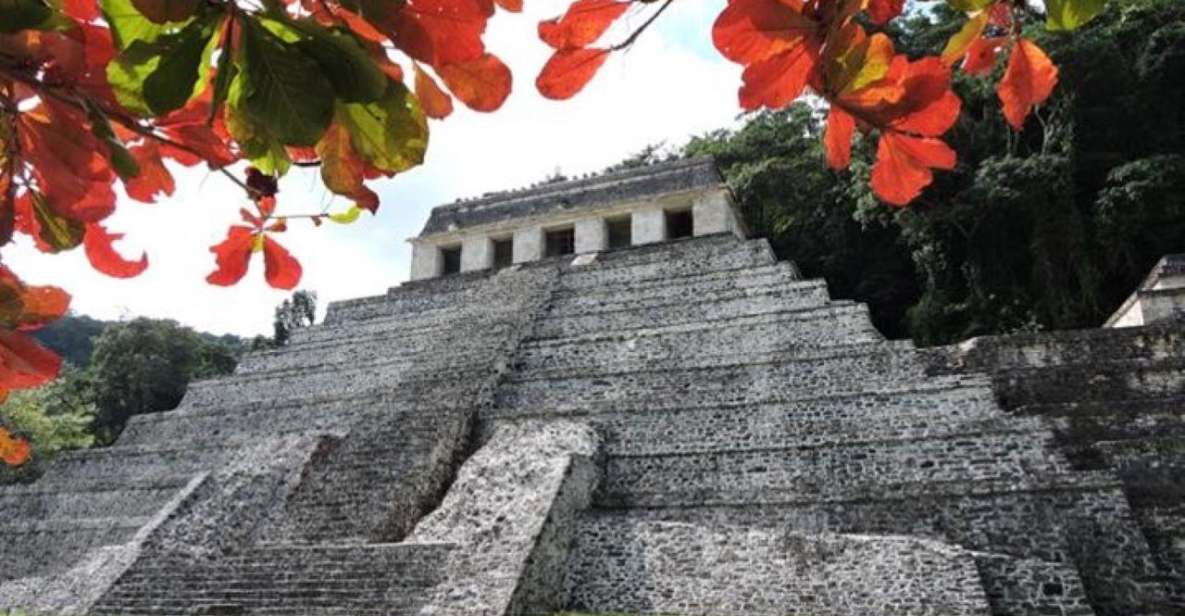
[{"x1": 417, "y1": 156, "x2": 722, "y2": 238}]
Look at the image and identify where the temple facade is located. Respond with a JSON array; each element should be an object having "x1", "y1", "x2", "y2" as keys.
[{"x1": 0, "y1": 158, "x2": 1181, "y2": 615}]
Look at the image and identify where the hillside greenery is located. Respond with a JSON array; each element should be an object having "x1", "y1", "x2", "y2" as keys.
[
  {"x1": 677, "y1": 0, "x2": 1184, "y2": 344},
  {"x1": 4, "y1": 292, "x2": 316, "y2": 480}
]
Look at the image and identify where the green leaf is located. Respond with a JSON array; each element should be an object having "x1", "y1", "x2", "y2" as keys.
[
  {"x1": 328, "y1": 206, "x2": 364, "y2": 224},
  {"x1": 946, "y1": 0, "x2": 996, "y2": 12},
  {"x1": 85, "y1": 102, "x2": 141, "y2": 180},
  {"x1": 237, "y1": 18, "x2": 335, "y2": 147},
  {"x1": 283, "y1": 19, "x2": 387, "y2": 103},
  {"x1": 209, "y1": 39, "x2": 237, "y2": 125},
  {"x1": 142, "y1": 16, "x2": 220, "y2": 115},
  {"x1": 105, "y1": 140, "x2": 141, "y2": 180},
  {"x1": 101, "y1": 0, "x2": 193, "y2": 48},
  {"x1": 1045, "y1": 0, "x2": 1107, "y2": 31},
  {"x1": 29, "y1": 193, "x2": 85, "y2": 252},
  {"x1": 225, "y1": 69, "x2": 291, "y2": 175},
  {"x1": 0, "y1": 0, "x2": 51, "y2": 34},
  {"x1": 337, "y1": 81, "x2": 428, "y2": 174},
  {"x1": 107, "y1": 15, "x2": 221, "y2": 116}
]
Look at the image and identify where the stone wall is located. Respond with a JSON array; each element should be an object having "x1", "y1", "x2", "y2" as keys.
[
  {"x1": 925, "y1": 319, "x2": 1185, "y2": 611},
  {"x1": 566, "y1": 516, "x2": 993, "y2": 615},
  {"x1": 409, "y1": 420, "x2": 600, "y2": 616}
]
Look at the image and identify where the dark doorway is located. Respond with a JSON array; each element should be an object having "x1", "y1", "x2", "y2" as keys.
[
  {"x1": 666, "y1": 209, "x2": 693, "y2": 240},
  {"x1": 493, "y1": 237, "x2": 513, "y2": 269},
  {"x1": 607, "y1": 217, "x2": 632, "y2": 249},
  {"x1": 545, "y1": 227, "x2": 575, "y2": 257},
  {"x1": 441, "y1": 246, "x2": 462, "y2": 275}
]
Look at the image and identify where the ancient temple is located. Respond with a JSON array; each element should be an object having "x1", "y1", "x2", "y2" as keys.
[{"x1": 0, "y1": 157, "x2": 1181, "y2": 615}]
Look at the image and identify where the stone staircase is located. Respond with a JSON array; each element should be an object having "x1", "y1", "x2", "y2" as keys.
[
  {"x1": 91, "y1": 543, "x2": 452, "y2": 616},
  {"x1": 0, "y1": 265, "x2": 556, "y2": 613},
  {"x1": 479, "y1": 234, "x2": 1166, "y2": 615},
  {"x1": 927, "y1": 322, "x2": 1185, "y2": 610},
  {"x1": 2, "y1": 232, "x2": 1177, "y2": 615}
]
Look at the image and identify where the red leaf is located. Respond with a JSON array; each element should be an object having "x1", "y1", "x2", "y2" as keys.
[
  {"x1": 0, "y1": 329, "x2": 62, "y2": 394},
  {"x1": 738, "y1": 40, "x2": 815, "y2": 110},
  {"x1": 871, "y1": 132, "x2": 956, "y2": 206},
  {"x1": 495, "y1": 0, "x2": 523, "y2": 12},
  {"x1": 61, "y1": 0, "x2": 101, "y2": 21},
  {"x1": 262, "y1": 236, "x2": 302, "y2": 290},
  {"x1": 962, "y1": 36, "x2": 1005, "y2": 77},
  {"x1": 206, "y1": 226, "x2": 255, "y2": 287},
  {"x1": 316, "y1": 122, "x2": 380, "y2": 211},
  {"x1": 415, "y1": 64, "x2": 455, "y2": 119},
  {"x1": 824, "y1": 107, "x2": 855, "y2": 170},
  {"x1": 393, "y1": 0, "x2": 490, "y2": 65},
  {"x1": 123, "y1": 142, "x2": 176, "y2": 203},
  {"x1": 712, "y1": 0, "x2": 816, "y2": 65},
  {"x1": 84, "y1": 223, "x2": 149, "y2": 279},
  {"x1": 536, "y1": 48, "x2": 610, "y2": 100},
  {"x1": 0, "y1": 426, "x2": 32, "y2": 467},
  {"x1": 0, "y1": 265, "x2": 70, "y2": 331},
  {"x1": 997, "y1": 37, "x2": 1058, "y2": 131},
  {"x1": 437, "y1": 53, "x2": 512, "y2": 111},
  {"x1": 539, "y1": 0, "x2": 630, "y2": 50},
  {"x1": 866, "y1": 0, "x2": 904, "y2": 24}
]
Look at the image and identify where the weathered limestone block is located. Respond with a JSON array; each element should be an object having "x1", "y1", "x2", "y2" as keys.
[
  {"x1": 461, "y1": 235, "x2": 493, "y2": 272},
  {"x1": 573, "y1": 218, "x2": 607, "y2": 254},
  {"x1": 512, "y1": 225, "x2": 543, "y2": 263},
  {"x1": 631, "y1": 206, "x2": 665, "y2": 245},
  {"x1": 566, "y1": 516, "x2": 993, "y2": 615},
  {"x1": 410, "y1": 420, "x2": 600, "y2": 616},
  {"x1": 410, "y1": 241, "x2": 442, "y2": 281}
]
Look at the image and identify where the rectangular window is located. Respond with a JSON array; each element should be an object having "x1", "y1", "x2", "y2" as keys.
[
  {"x1": 607, "y1": 216, "x2": 632, "y2": 249},
  {"x1": 665, "y1": 209, "x2": 693, "y2": 240},
  {"x1": 493, "y1": 237, "x2": 514, "y2": 269},
  {"x1": 545, "y1": 227, "x2": 575, "y2": 257},
  {"x1": 441, "y1": 245, "x2": 462, "y2": 275}
]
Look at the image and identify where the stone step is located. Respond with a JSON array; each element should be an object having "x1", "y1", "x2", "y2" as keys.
[
  {"x1": 29, "y1": 444, "x2": 216, "y2": 487},
  {"x1": 991, "y1": 358, "x2": 1185, "y2": 408},
  {"x1": 294, "y1": 296, "x2": 529, "y2": 347},
  {"x1": 495, "y1": 348, "x2": 979, "y2": 414},
  {"x1": 93, "y1": 543, "x2": 451, "y2": 615},
  {"x1": 557, "y1": 239, "x2": 777, "y2": 292},
  {"x1": 0, "y1": 514, "x2": 150, "y2": 536},
  {"x1": 598, "y1": 429, "x2": 1074, "y2": 506},
  {"x1": 534, "y1": 290, "x2": 865, "y2": 340},
  {"x1": 0, "y1": 481, "x2": 182, "y2": 522},
  {"x1": 234, "y1": 336, "x2": 496, "y2": 380},
  {"x1": 931, "y1": 322, "x2": 1185, "y2": 373},
  {"x1": 481, "y1": 383, "x2": 1011, "y2": 451},
  {"x1": 518, "y1": 312, "x2": 889, "y2": 375},
  {"x1": 322, "y1": 272, "x2": 501, "y2": 326},
  {"x1": 548, "y1": 262, "x2": 815, "y2": 309},
  {"x1": 601, "y1": 471, "x2": 1118, "y2": 509},
  {"x1": 971, "y1": 551, "x2": 1097, "y2": 616},
  {"x1": 180, "y1": 364, "x2": 488, "y2": 411},
  {"x1": 120, "y1": 392, "x2": 461, "y2": 449},
  {"x1": 565, "y1": 515, "x2": 992, "y2": 616},
  {"x1": 593, "y1": 470, "x2": 1121, "y2": 521}
]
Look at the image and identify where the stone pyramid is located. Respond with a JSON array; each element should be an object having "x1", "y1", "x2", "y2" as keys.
[{"x1": 0, "y1": 158, "x2": 1177, "y2": 615}]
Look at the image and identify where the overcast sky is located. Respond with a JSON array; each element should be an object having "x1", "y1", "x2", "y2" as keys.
[{"x1": 6, "y1": 0, "x2": 742, "y2": 337}]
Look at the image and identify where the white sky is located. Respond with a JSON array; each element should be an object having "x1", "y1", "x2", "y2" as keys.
[{"x1": 6, "y1": 0, "x2": 741, "y2": 337}]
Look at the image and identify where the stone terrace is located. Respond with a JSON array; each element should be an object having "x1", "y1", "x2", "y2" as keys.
[{"x1": 0, "y1": 232, "x2": 1179, "y2": 615}]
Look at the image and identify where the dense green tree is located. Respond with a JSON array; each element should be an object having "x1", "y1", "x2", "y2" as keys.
[
  {"x1": 30, "y1": 314, "x2": 108, "y2": 368},
  {"x1": 682, "y1": 0, "x2": 1185, "y2": 345},
  {"x1": 0, "y1": 368, "x2": 95, "y2": 484},
  {"x1": 273, "y1": 291, "x2": 318, "y2": 347},
  {"x1": 89, "y1": 319, "x2": 239, "y2": 442}
]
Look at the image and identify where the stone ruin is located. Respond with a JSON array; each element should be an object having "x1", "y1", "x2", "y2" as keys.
[{"x1": 0, "y1": 157, "x2": 1182, "y2": 615}]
